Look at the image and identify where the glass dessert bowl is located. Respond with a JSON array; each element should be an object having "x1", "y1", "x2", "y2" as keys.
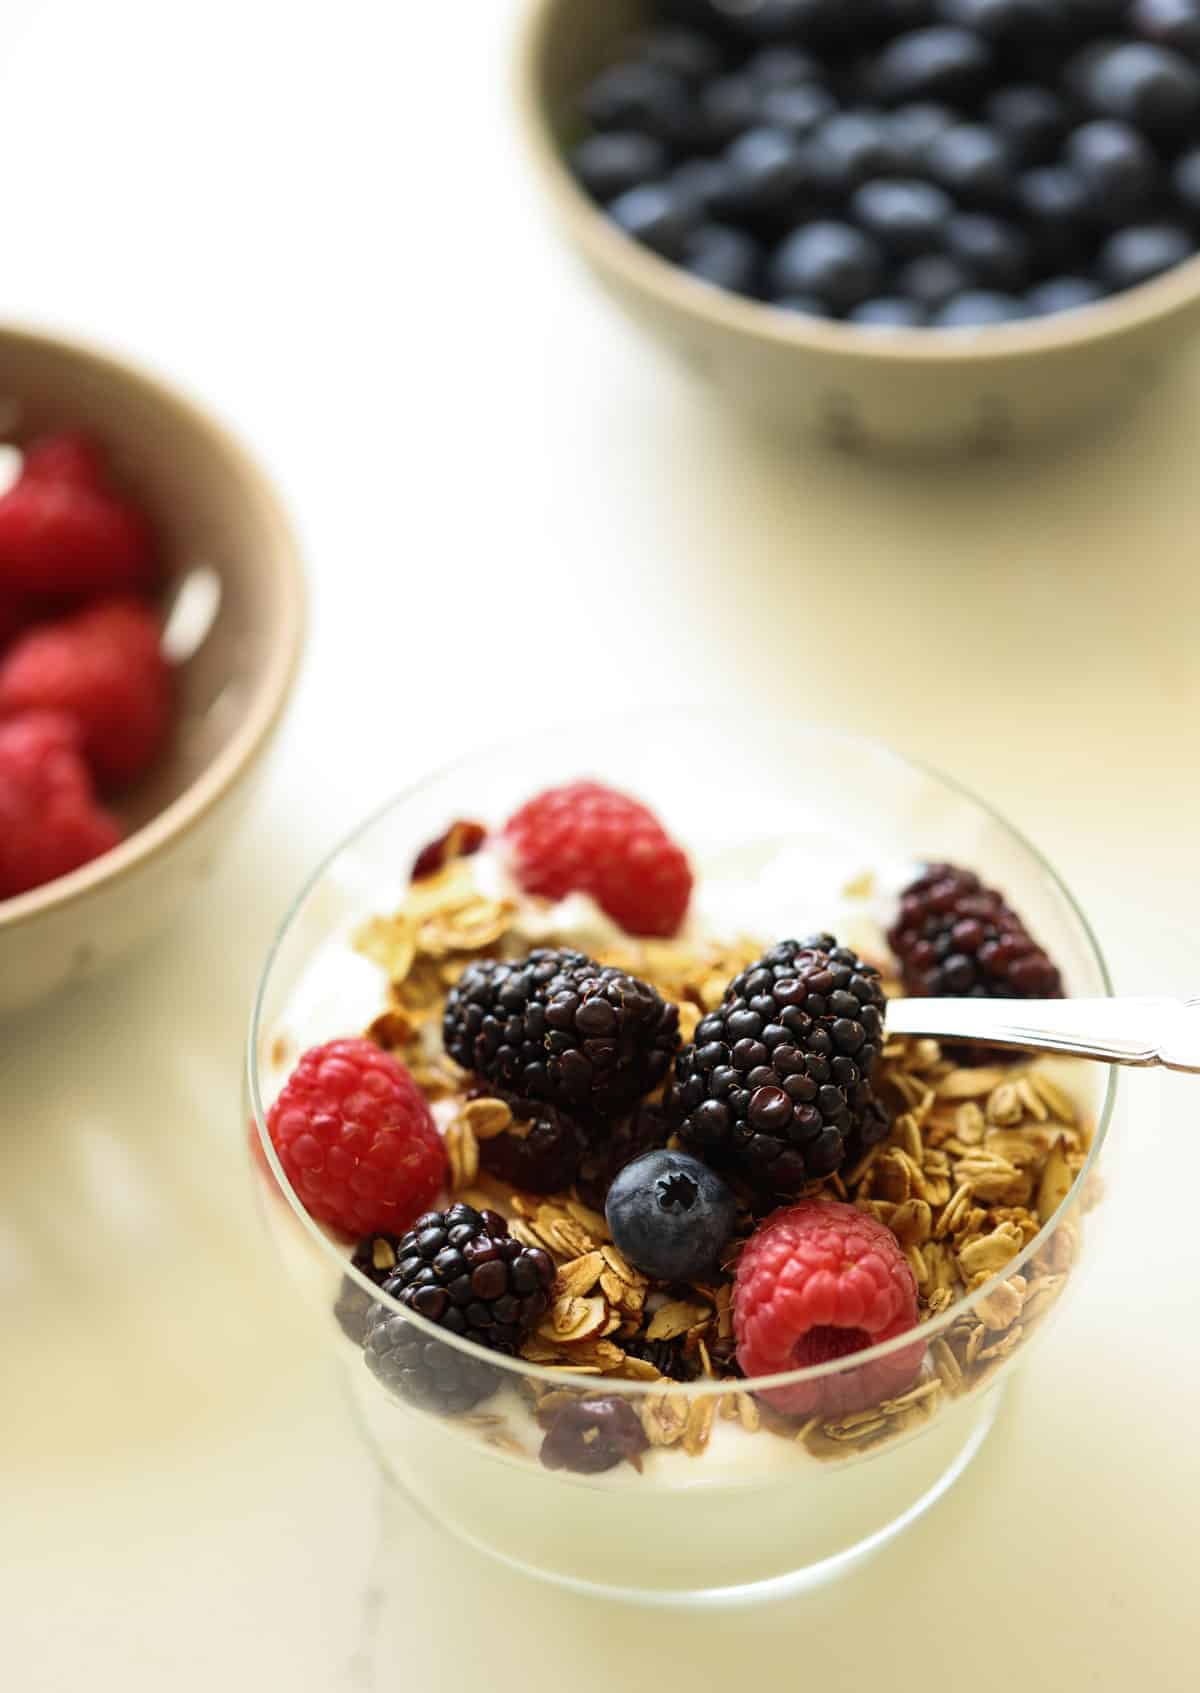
[{"x1": 246, "y1": 715, "x2": 1114, "y2": 1605}]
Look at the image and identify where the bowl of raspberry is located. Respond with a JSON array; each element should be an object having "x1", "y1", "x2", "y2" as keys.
[
  {"x1": 516, "y1": 0, "x2": 1200, "y2": 452},
  {"x1": 0, "y1": 324, "x2": 304, "y2": 1011},
  {"x1": 247, "y1": 713, "x2": 1115, "y2": 1603}
]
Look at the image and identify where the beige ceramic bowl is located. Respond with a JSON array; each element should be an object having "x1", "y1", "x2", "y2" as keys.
[
  {"x1": 517, "y1": 0, "x2": 1200, "y2": 454},
  {"x1": 0, "y1": 324, "x2": 304, "y2": 1012}
]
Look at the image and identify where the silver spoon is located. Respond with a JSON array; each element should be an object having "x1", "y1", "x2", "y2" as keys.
[{"x1": 885, "y1": 996, "x2": 1200, "y2": 1073}]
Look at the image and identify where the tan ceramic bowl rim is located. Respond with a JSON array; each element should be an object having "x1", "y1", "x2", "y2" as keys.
[
  {"x1": 0, "y1": 321, "x2": 305, "y2": 935},
  {"x1": 515, "y1": 0, "x2": 1200, "y2": 365}
]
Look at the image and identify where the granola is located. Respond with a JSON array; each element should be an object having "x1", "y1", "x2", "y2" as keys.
[{"x1": 347, "y1": 854, "x2": 1095, "y2": 1467}]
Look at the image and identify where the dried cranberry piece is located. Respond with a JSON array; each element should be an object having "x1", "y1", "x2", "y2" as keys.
[
  {"x1": 411, "y1": 818, "x2": 487, "y2": 882},
  {"x1": 539, "y1": 1395, "x2": 650, "y2": 1475}
]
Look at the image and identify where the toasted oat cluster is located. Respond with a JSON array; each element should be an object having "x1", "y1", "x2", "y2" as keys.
[{"x1": 330, "y1": 823, "x2": 1094, "y2": 1471}]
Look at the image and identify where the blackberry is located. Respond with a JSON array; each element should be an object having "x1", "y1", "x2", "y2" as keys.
[
  {"x1": 621, "y1": 1334, "x2": 702, "y2": 1383},
  {"x1": 443, "y1": 948, "x2": 679, "y2": 1120},
  {"x1": 671, "y1": 936, "x2": 887, "y2": 1195},
  {"x1": 575, "y1": 1099, "x2": 670, "y2": 1213},
  {"x1": 840, "y1": 1082, "x2": 894, "y2": 1171},
  {"x1": 888, "y1": 863, "x2": 1063, "y2": 999},
  {"x1": 334, "y1": 1231, "x2": 403, "y2": 1346},
  {"x1": 363, "y1": 1205, "x2": 555, "y2": 1414},
  {"x1": 478, "y1": 1104, "x2": 585, "y2": 1195}
]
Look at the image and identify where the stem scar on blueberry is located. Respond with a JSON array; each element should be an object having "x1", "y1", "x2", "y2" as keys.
[{"x1": 656, "y1": 1170, "x2": 699, "y2": 1212}]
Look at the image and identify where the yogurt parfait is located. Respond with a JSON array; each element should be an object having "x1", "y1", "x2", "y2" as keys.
[{"x1": 248, "y1": 720, "x2": 1112, "y2": 1601}]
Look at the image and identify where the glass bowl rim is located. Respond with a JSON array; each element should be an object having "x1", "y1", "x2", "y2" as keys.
[{"x1": 247, "y1": 711, "x2": 1117, "y2": 1400}]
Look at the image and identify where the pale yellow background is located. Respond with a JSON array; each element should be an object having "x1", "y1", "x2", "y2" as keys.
[{"x1": 2, "y1": 2, "x2": 1198, "y2": 1688}]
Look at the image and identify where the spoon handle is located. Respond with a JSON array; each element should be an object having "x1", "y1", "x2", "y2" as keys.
[{"x1": 885, "y1": 996, "x2": 1200, "y2": 1073}]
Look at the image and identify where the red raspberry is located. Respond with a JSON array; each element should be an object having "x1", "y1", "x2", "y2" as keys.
[
  {"x1": 734, "y1": 1200, "x2": 923, "y2": 1416},
  {"x1": 0, "y1": 596, "x2": 172, "y2": 788},
  {"x1": 0, "y1": 476, "x2": 157, "y2": 596},
  {"x1": 0, "y1": 593, "x2": 39, "y2": 654},
  {"x1": 21, "y1": 431, "x2": 106, "y2": 489},
  {"x1": 0, "y1": 711, "x2": 122, "y2": 898},
  {"x1": 503, "y1": 781, "x2": 693, "y2": 938},
  {"x1": 267, "y1": 1039, "x2": 448, "y2": 1239}
]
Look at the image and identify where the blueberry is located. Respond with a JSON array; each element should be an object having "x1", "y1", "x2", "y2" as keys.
[
  {"x1": 849, "y1": 295, "x2": 928, "y2": 325},
  {"x1": 1172, "y1": 145, "x2": 1200, "y2": 213},
  {"x1": 760, "y1": 83, "x2": 839, "y2": 136},
  {"x1": 1072, "y1": 42, "x2": 1200, "y2": 134},
  {"x1": 934, "y1": 289, "x2": 1032, "y2": 324},
  {"x1": 570, "y1": 132, "x2": 671, "y2": 203},
  {"x1": 771, "y1": 292, "x2": 835, "y2": 315},
  {"x1": 655, "y1": 0, "x2": 740, "y2": 21},
  {"x1": 671, "y1": 156, "x2": 737, "y2": 217},
  {"x1": 722, "y1": 127, "x2": 813, "y2": 215},
  {"x1": 878, "y1": 0, "x2": 941, "y2": 23},
  {"x1": 946, "y1": 212, "x2": 1032, "y2": 288},
  {"x1": 898, "y1": 251, "x2": 977, "y2": 308},
  {"x1": 888, "y1": 101, "x2": 957, "y2": 169},
  {"x1": 605, "y1": 1150, "x2": 737, "y2": 1283},
  {"x1": 768, "y1": 220, "x2": 886, "y2": 310},
  {"x1": 637, "y1": 27, "x2": 726, "y2": 84},
  {"x1": 985, "y1": 85, "x2": 1069, "y2": 165},
  {"x1": 581, "y1": 62, "x2": 692, "y2": 144},
  {"x1": 809, "y1": 111, "x2": 902, "y2": 195},
  {"x1": 1026, "y1": 275, "x2": 1107, "y2": 313},
  {"x1": 735, "y1": 0, "x2": 842, "y2": 41},
  {"x1": 608, "y1": 182, "x2": 700, "y2": 258},
  {"x1": 1016, "y1": 165, "x2": 1093, "y2": 264},
  {"x1": 697, "y1": 74, "x2": 761, "y2": 148},
  {"x1": 1060, "y1": 0, "x2": 1127, "y2": 19},
  {"x1": 1065, "y1": 120, "x2": 1159, "y2": 217},
  {"x1": 747, "y1": 45, "x2": 825, "y2": 89},
  {"x1": 936, "y1": 0, "x2": 1064, "y2": 39},
  {"x1": 681, "y1": 223, "x2": 763, "y2": 293},
  {"x1": 851, "y1": 177, "x2": 954, "y2": 254},
  {"x1": 1130, "y1": 0, "x2": 1200, "y2": 57},
  {"x1": 925, "y1": 124, "x2": 1014, "y2": 204},
  {"x1": 1019, "y1": 164, "x2": 1092, "y2": 223},
  {"x1": 871, "y1": 27, "x2": 994, "y2": 104},
  {"x1": 654, "y1": 0, "x2": 725, "y2": 19},
  {"x1": 1098, "y1": 221, "x2": 1195, "y2": 288}
]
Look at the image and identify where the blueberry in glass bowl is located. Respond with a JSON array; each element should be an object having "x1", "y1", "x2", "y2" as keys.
[{"x1": 516, "y1": 0, "x2": 1200, "y2": 452}]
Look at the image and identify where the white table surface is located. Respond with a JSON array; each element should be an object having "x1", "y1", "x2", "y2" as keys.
[{"x1": 2, "y1": 3, "x2": 1199, "y2": 1688}]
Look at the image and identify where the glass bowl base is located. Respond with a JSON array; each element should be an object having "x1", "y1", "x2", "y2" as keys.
[{"x1": 351, "y1": 1373, "x2": 1006, "y2": 1608}]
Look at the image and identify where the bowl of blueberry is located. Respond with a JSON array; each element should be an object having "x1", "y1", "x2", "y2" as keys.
[{"x1": 517, "y1": 0, "x2": 1200, "y2": 452}]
